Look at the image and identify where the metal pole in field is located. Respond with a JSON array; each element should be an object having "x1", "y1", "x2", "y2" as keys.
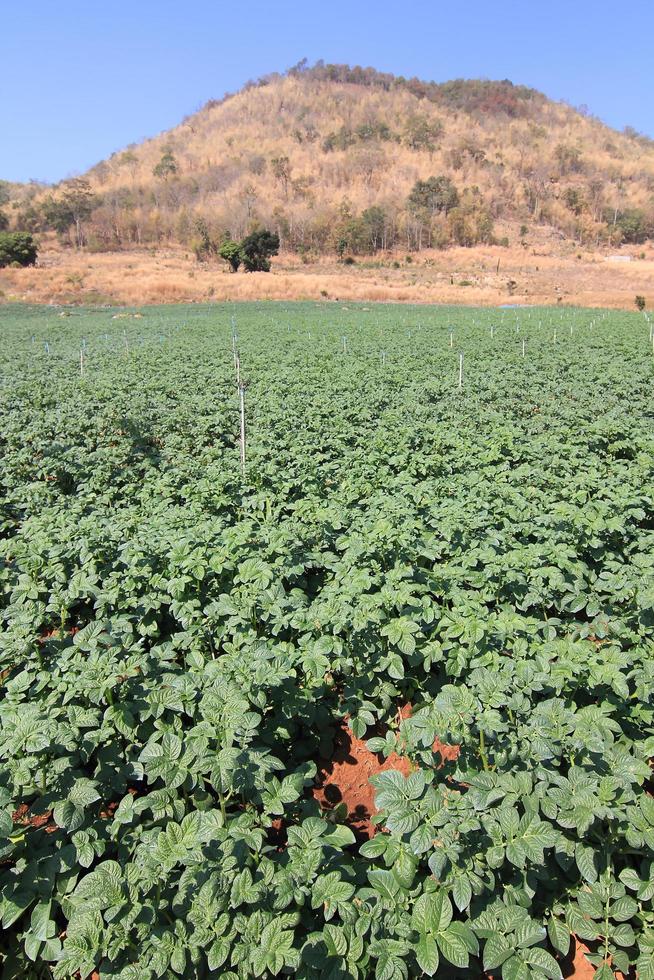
[
  {"x1": 458, "y1": 352, "x2": 463, "y2": 389},
  {"x1": 522, "y1": 339, "x2": 526, "y2": 358},
  {"x1": 239, "y1": 384, "x2": 246, "y2": 476}
]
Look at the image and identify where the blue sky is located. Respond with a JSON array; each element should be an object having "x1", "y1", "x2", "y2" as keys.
[{"x1": 3, "y1": 0, "x2": 653, "y2": 183}]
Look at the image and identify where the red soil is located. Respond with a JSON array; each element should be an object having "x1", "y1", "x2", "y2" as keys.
[
  {"x1": 312, "y1": 705, "x2": 461, "y2": 839},
  {"x1": 313, "y1": 721, "x2": 413, "y2": 838},
  {"x1": 562, "y1": 938, "x2": 596, "y2": 979}
]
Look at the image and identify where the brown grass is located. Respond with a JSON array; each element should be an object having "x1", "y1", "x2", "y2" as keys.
[{"x1": 2, "y1": 232, "x2": 654, "y2": 309}]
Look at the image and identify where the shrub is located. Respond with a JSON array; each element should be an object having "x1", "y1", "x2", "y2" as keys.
[
  {"x1": 240, "y1": 229, "x2": 280, "y2": 272},
  {"x1": 0, "y1": 232, "x2": 38, "y2": 267},
  {"x1": 219, "y1": 239, "x2": 242, "y2": 273},
  {"x1": 635, "y1": 295, "x2": 646, "y2": 311}
]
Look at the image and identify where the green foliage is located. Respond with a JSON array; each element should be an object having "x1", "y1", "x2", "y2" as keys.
[
  {"x1": 240, "y1": 229, "x2": 280, "y2": 272},
  {"x1": 333, "y1": 206, "x2": 389, "y2": 255},
  {"x1": 41, "y1": 178, "x2": 97, "y2": 246},
  {"x1": 448, "y1": 186, "x2": 495, "y2": 246},
  {"x1": 152, "y1": 150, "x2": 179, "y2": 181},
  {"x1": 555, "y1": 143, "x2": 584, "y2": 176},
  {"x1": 219, "y1": 238, "x2": 243, "y2": 272},
  {"x1": 403, "y1": 113, "x2": 444, "y2": 152},
  {"x1": 0, "y1": 231, "x2": 38, "y2": 267},
  {"x1": 610, "y1": 209, "x2": 653, "y2": 245},
  {"x1": 563, "y1": 188, "x2": 584, "y2": 215},
  {"x1": 407, "y1": 175, "x2": 459, "y2": 219},
  {"x1": 0, "y1": 301, "x2": 652, "y2": 978}
]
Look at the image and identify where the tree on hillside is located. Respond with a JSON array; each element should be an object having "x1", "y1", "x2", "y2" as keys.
[
  {"x1": 240, "y1": 229, "x2": 279, "y2": 271},
  {"x1": 271, "y1": 156, "x2": 291, "y2": 199},
  {"x1": 447, "y1": 187, "x2": 494, "y2": 246},
  {"x1": 403, "y1": 114, "x2": 444, "y2": 153},
  {"x1": 42, "y1": 178, "x2": 97, "y2": 247},
  {"x1": 554, "y1": 143, "x2": 584, "y2": 176},
  {"x1": 407, "y1": 176, "x2": 459, "y2": 219},
  {"x1": 0, "y1": 182, "x2": 10, "y2": 231},
  {"x1": 119, "y1": 151, "x2": 140, "y2": 180},
  {"x1": 153, "y1": 151, "x2": 178, "y2": 181},
  {"x1": 406, "y1": 176, "x2": 460, "y2": 248}
]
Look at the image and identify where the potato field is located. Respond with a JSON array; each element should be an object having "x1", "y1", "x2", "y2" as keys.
[{"x1": 0, "y1": 301, "x2": 653, "y2": 980}]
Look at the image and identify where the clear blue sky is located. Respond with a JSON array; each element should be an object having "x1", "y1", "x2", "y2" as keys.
[{"x1": 3, "y1": 0, "x2": 653, "y2": 184}]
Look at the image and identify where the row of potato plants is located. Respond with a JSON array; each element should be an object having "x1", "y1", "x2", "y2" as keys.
[{"x1": 0, "y1": 302, "x2": 652, "y2": 978}]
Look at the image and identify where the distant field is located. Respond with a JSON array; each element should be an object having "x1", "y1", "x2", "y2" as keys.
[{"x1": 1, "y1": 302, "x2": 653, "y2": 979}]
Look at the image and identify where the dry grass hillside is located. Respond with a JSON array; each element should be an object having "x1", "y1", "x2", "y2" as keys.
[{"x1": 3, "y1": 63, "x2": 654, "y2": 306}]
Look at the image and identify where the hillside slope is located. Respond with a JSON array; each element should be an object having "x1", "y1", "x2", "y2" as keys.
[{"x1": 6, "y1": 63, "x2": 654, "y2": 257}]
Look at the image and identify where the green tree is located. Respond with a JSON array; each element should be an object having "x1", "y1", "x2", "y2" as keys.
[
  {"x1": 0, "y1": 211, "x2": 8, "y2": 231},
  {"x1": 613, "y1": 208, "x2": 651, "y2": 244},
  {"x1": 448, "y1": 187, "x2": 494, "y2": 246},
  {"x1": 403, "y1": 114, "x2": 444, "y2": 153},
  {"x1": 360, "y1": 205, "x2": 387, "y2": 251},
  {"x1": 219, "y1": 238, "x2": 242, "y2": 272},
  {"x1": 240, "y1": 229, "x2": 280, "y2": 272},
  {"x1": 406, "y1": 176, "x2": 460, "y2": 247},
  {"x1": 0, "y1": 231, "x2": 38, "y2": 267},
  {"x1": 42, "y1": 178, "x2": 97, "y2": 247},
  {"x1": 407, "y1": 176, "x2": 459, "y2": 220},
  {"x1": 153, "y1": 151, "x2": 178, "y2": 181}
]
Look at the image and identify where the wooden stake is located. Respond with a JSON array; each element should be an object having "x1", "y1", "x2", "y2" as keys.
[{"x1": 239, "y1": 384, "x2": 246, "y2": 476}]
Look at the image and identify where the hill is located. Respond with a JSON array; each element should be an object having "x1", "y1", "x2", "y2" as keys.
[{"x1": 4, "y1": 62, "x2": 654, "y2": 259}]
